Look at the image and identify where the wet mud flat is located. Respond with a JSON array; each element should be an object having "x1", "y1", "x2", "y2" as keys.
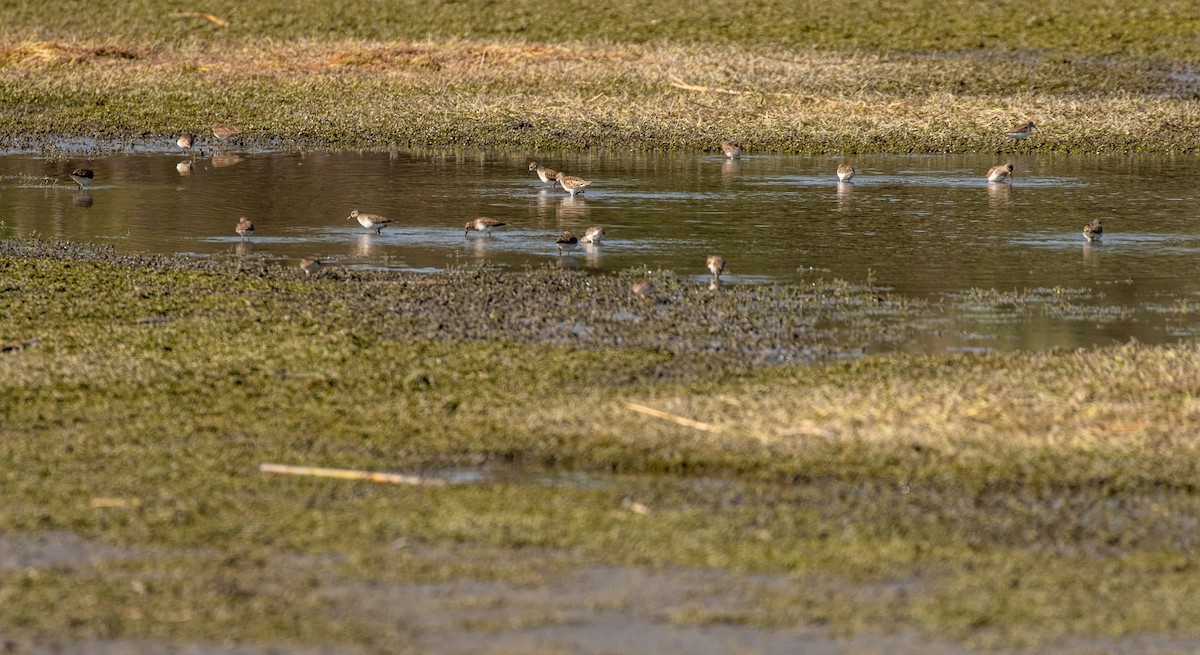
[{"x1": 0, "y1": 238, "x2": 928, "y2": 368}]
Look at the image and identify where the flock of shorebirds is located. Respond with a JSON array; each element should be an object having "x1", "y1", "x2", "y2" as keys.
[{"x1": 62, "y1": 119, "x2": 1100, "y2": 290}]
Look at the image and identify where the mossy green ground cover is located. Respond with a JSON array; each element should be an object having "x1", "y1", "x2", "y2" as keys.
[
  {"x1": 5, "y1": 1, "x2": 1200, "y2": 649},
  {"x1": 4, "y1": 241, "x2": 1200, "y2": 650}
]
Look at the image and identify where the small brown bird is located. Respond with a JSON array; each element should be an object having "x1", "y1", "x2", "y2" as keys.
[
  {"x1": 836, "y1": 163, "x2": 855, "y2": 182},
  {"x1": 986, "y1": 163, "x2": 1015, "y2": 183},
  {"x1": 212, "y1": 123, "x2": 242, "y2": 140},
  {"x1": 1005, "y1": 120, "x2": 1036, "y2": 140},
  {"x1": 721, "y1": 141, "x2": 744, "y2": 159},
  {"x1": 528, "y1": 162, "x2": 560, "y2": 186},
  {"x1": 348, "y1": 209, "x2": 393, "y2": 234},
  {"x1": 555, "y1": 230, "x2": 579, "y2": 253},
  {"x1": 631, "y1": 278, "x2": 655, "y2": 296},
  {"x1": 580, "y1": 226, "x2": 605, "y2": 244},
  {"x1": 235, "y1": 217, "x2": 255, "y2": 238},
  {"x1": 69, "y1": 168, "x2": 94, "y2": 189},
  {"x1": 464, "y1": 217, "x2": 508, "y2": 236},
  {"x1": 1083, "y1": 218, "x2": 1103, "y2": 242},
  {"x1": 176, "y1": 134, "x2": 194, "y2": 149},
  {"x1": 299, "y1": 258, "x2": 324, "y2": 277},
  {"x1": 707, "y1": 255, "x2": 726, "y2": 279},
  {"x1": 556, "y1": 174, "x2": 591, "y2": 197}
]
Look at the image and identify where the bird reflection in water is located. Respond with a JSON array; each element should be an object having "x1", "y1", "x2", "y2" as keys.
[{"x1": 72, "y1": 191, "x2": 93, "y2": 208}]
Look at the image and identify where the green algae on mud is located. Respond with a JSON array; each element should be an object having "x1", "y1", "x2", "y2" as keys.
[{"x1": 5, "y1": 239, "x2": 1200, "y2": 647}]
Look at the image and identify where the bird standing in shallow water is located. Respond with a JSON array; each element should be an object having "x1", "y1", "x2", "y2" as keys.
[
  {"x1": 69, "y1": 168, "x2": 94, "y2": 189},
  {"x1": 465, "y1": 217, "x2": 508, "y2": 236},
  {"x1": 837, "y1": 164, "x2": 855, "y2": 182},
  {"x1": 348, "y1": 209, "x2": 393, "y2": 234},
  {"x1": 235, "y1": 217, "x2": 255, "y2": 238},
  {"x1": 707, "y1": 255, "x2": 726, "y2": 280},
  {"x1": 556, "y1": 174, "x2": 591, "y2": 197},
  {"x1": 986, "y1": 163, "x2": 1015, "y2": 183},
  {"x1": 556, "y1": 231, "x2": 579, "y2": 253},
  {"x1": 580, "y1": 226, "x2": 605, "y2": 244},
  {"x1": 721, "y1": 141, "x2": 744, "y2": 159},
  {"x1": 1005, "y1": 121, "x2": 1035, "y2": 141},
  {"x1": 1083, "y1": 218, "x2": 1103, "y2": 242},
  {"x1": 528, "y1": 162, "x2": 559, "y2": 186}
]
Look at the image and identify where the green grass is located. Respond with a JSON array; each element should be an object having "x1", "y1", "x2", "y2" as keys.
[{"x1": 5, "y1": 240, "x2": 1200, "y2": 649}]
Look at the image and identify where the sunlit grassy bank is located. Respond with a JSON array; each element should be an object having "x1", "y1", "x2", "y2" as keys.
[
  {"x1": 2, "y1": 0, "x2": 1200, "y2": 153},
  {"x1": 4, "y1": 240, "x2": 1200, "y2": 650}
]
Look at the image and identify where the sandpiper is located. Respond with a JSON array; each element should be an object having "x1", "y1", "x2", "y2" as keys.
[
  {"x1": 985, "y1": 163, "x2": 1014, "y2": 183},
  {"x1": 1083, "y1": 218, "x2": 1103, "y2": 242},
  {"x1": 555, "y1": 230, "x2": 579, "y2": 253},
  {"x1": 580, "y1": 226, "x2": 605, "y2": 244},
  {"x1": 556, "y1": 174, "x2": 591, "y2": 197},
  {"x1": 212, "y1": 123, "x2": 242, "y2": 140},
  {"x1": 836, "y1": 163, "x2": 855, "y2": 182},
  {"x1": 69, "y1": 168, "x2": 94, "y2": 189},
  {"x1": 465, "y1": 217, "x2": 508, "y2": 236},
  {"x1": 721, "y1": 141, "x2": 744, "y2": 159},
  {"x1": 1005, "y1": 121, "x2": 1035, "y2": 140},
  {"x1": 299, "y1": 257, "x2": 324, "y2": 277},
  {"x1": 631, "y1": 278, "x2": 655, "y2": 296},
  {"x1": 176, "y1": 134, "x2": 194, "y2": 149},
  {"x1": 707, "y1": 255, "x2": 726, "y2": 279},
  {"x1": 528, "y1": 162, "x2": 560, "y2": 186},
  {"x1": 348, "y1": 209, "x2": 394, "y2": 234},
  {"x1": 236, "y1": 217, "x2": 255, "y2": 238}
]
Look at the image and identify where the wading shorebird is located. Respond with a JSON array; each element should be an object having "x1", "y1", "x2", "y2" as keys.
[
  {"x1": 707, "y1": 254, "x2": 726, "y2": 280},
  {"x1": 721, "y1": 141, "x2": 744, "y2": 159},
  {"x1": 555, "y1": 230, "x2": 579, "y2": 253},
  {"x1": 1005, "y1": 120, "x2": 1035, "y2": 141},
  {"x1": 176, "y1": 134, "x2": 194, "y2": 150},
  {"x1": 556, "y1": 173, "x2": 591, "y2": 197},
  {"x1": 465, "y1": 217, "x2": 508, "y2": 236},
  {"x1": 986, "y1": 163, "x2": 1015, "y2": 183},
  {"x1": 528, "y1": 162, "x2": 560, "y2": 186},
  {"x1": 836, "y1": 163, "x2": 855, "y2": 182},
  {"x1": 212, "y1": 123, "x2": 242, "y2": 141},
  {"x1": 348, "y1": 209, "x2": 394, "y2": 234},
  {"x1": 1083, "y1": 218, "x2": 1103, "y2": 242},
  {"x1": 69, "y1": 168, "x2": 94, "y2": 189},
  {"x1": 299, "y1": 257, "x2": 325, "y2": 277},
  {"x1": 236, "y1": 217, "x2": 255, "y2": 238},
  {"x1": 631, "y1": 278, "x2": 655, "y2": 296},
  {"x1": 580, "y1": 226, "x2": 605, "y2": 244}
]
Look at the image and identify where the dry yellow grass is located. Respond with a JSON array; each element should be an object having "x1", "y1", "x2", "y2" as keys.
[{"x1": 1, "y1": 39, "x2": 1198, "y2": 152}]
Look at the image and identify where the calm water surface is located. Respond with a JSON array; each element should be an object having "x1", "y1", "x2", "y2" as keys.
[{"x1": 3, "y1": 149, "x2": 1200, "y2": 353}]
